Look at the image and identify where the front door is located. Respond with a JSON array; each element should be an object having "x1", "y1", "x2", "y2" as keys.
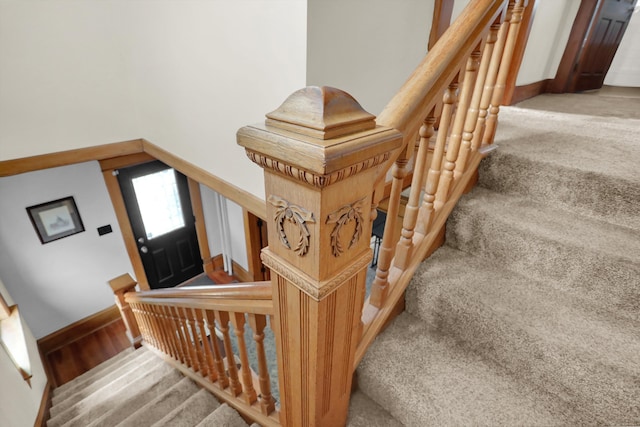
[
  {"x1": 571, "y1": 0, "x2": 637, "y2": 92},
  {"x1": 117, "y1": 161, "x2": 203, "y2": 289}
]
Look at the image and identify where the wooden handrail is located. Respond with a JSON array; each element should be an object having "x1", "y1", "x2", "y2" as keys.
[
  {"x1": 133, "y1": 281, "x2": 272, "y2": 300},
  {"x1": 378, "y1": 0, "x2": 507, "y2": 148}
]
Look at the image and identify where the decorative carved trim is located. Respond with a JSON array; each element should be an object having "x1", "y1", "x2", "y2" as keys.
[
  {"x1": 261, "y1": 249, "x2": 372, "y2": 301},
  {"x1": 246, "y1": 151, "x2": 391, "y2": 188},
  {"x1": 326, "y1": 197, "x2": 365, "y2": 257},
  {"x1": 268, "y1": 196, "x2": 315, "y2": 257}
]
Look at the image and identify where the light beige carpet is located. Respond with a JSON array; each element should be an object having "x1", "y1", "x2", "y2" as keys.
[{"x1": 357, "y1": 93, "x2": 640, "y2": 425}]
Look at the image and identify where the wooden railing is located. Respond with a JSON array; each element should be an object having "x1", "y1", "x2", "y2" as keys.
[
  {"x1": 111, "y1": 1, "x2": 529, "y2": 426},
  {"x1": 109, "y1": 274, "x2": 280, "y2": 427}
]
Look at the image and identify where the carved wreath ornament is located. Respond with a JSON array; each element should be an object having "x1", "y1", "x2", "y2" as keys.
[
  {"x1": 268, "y1": 196, "x2": 315, "y2": 257},
  {"x1": 326, "y1": 197, "x2": 365, "y2": 257}
]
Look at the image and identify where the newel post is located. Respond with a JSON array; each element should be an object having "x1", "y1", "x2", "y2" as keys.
[
  {"x1": 238, "y1": 87, "x2": 402, "y2": 426},
  {"x1": 108, "y1": 273, "x2": 142, "y2": 349}
]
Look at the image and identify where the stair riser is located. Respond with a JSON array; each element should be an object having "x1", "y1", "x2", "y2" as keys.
[
  {"x1": 446, "y1": 207, "x2": 640, "y2": 320},
  {"x1": 479, "y1": 152, "x2": 640, "y2": 230}
]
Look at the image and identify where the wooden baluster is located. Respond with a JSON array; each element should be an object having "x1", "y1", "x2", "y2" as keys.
[
  {"x1": 248, "y1": 313, "x2": 276, "y2": 415},
  {"x1": 205, "y1": 310, "x2": 230, "y2": 389},
  {"x1": 150, "y1": 305, "x2": 165, "y2": 351},
  {"x1": 471, "y1": 5, "x2": 512, "y2": 152},
  {"x1": 394, "y1": 111, "x2": 437, "y2": 269},
  {"x1": 163, "y1": 305, "x2": 187, "y2": 365},
  {"x1": 129, "y1": 302, "x2": 147, "y2": 342},
  {"x1": 171, "y1": 306, "x2": 195, "y2": 369},
  {"x1": 483, "y1": 0, "x2": 525, "y2": 146},
  {"x1": 184, "y1": 307, "x2": 207, "y2": 377},
  {"x1": 436, "y1": 49, "x2": 481, "y2": 203},
  {"x1": 231, "y1": 313, "x2": 258, "y2": 404},
  {"x1": 194, "y1": 308, "x2": 218, "y2": 383},
  {"x1": 142, "y1": 303, "x2": 159, "y2": 349},
  {"x1": 369, "y1": 149, "x2": 413, "y2": 308},
  {"x1": 416, "y1": 82, "x2": 458, "y2": 233},
  {"x1": 156, "y1": 305, "x2": 179, "y2": 361},
  {"x1": 108, "y1": 274, "x2": 142, "y2": 348},
  {"x1": 455, "y1": 22, "x2": 501, "y2": 175},
  {"x1": 152, "y1": 305, "x2": 171, "y2": 355},
  {"x1": 178, "y1": 307, "x2": 201, "y2": 373},
  {"x1": 215, "y1": 311, "x2": 243, "y2": 396}
]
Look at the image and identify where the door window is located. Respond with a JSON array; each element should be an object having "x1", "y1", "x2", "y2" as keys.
[{"x1": 132, "y1": 168, "x2": 185, "y2": 240}]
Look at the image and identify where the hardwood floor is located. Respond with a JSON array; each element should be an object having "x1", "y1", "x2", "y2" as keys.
[{"x1": 45, "y1": 319, "x2": 131, "y2": 387}]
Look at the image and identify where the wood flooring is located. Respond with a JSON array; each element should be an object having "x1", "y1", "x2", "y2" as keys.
[{"x1": 44, "y1": 319, "x2": 130, "y2": 387}]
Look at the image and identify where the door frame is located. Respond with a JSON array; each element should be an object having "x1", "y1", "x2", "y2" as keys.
[{"x1": 100, "y1": 154, "x2": 212, "y2": 290}]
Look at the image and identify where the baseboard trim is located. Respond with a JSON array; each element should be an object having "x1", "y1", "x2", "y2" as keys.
[
  {"x1": 510, "y1": 79, "x2": 551, "y2": 105},
  {"x1": 210, "y1": 254, "x2": 253, "y2": 283},
  {"x1": 37, "y1": 305, "x2": 120, "y2": 355},
  {"x1": 33, "y1": 381, "x2": 52, "y2": 427}
]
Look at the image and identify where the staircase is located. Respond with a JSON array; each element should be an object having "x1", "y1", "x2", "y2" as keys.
[
  {"x1": 47, "y1": 346, "x2": 256, "y2": 427},
  {"x1": 356, "y1": 103, "x2": 640, "y2": 425}
]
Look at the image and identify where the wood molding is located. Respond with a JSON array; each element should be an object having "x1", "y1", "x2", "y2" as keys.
[
  {"x1": 188, "y1": 178, "x2": 213, "y2": 274},
  {"x1": 0, "y1": 140, "x2": 144, "y2": 177},
  {"x1": 243, "y1": 210, "x2": 268, "y2": 281},
  {"x1": 503, "y1": 0, "x2": 538, "y2": 105},
  {"x1": 429, "y1": 0, "x2": 455, "y2": 50},
  {"x1": 210, "y1": 254, "x2": 253, "y2": 283},
  {"x1": 34, "y1": 381, "x2": 53, "y2": 427},
  {"x1": 141, "y1": 140, "x2": 266, "y2": 220},
  {"x1": 510, "y1": 79, "x2": 550, "y2": 104},
  {"x1": 101, "y1": 169, "x2": 150, "y2": 290},
  {"x1": 37, "y1": 305, "x2": 120, "y2": 355},
  {"x1": 98, "y1": 152, "x2": 155, "y2": 171},
  {"x1": 549, "y1": 0, "x2": 598, "y2": 93}
]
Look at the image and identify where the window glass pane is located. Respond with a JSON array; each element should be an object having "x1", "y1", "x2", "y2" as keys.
[{"x1": 132, "y1": 169, "x2": 185, "y2": 240}]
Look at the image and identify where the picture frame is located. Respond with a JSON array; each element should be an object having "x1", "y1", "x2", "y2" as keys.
[{"x1": 26, "y1": 196, "x2": 85, "y2": 244}]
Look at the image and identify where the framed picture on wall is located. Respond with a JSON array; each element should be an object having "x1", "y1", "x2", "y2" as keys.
[{"x1": 26, "y1": 196, "x2": 85, "y2": 244}]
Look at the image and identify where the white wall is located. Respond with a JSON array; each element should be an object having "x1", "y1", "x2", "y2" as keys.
[
  {"x1": 516, "y1": 0, "x2": 581, "y2": 86},
  {"x1": 0, "y1": 162, "x2": 134, "y2": 339},
  {"x1": 200, "y1": 185, "x2": 249, "y2": 272},
  {"x1": 605, "y1": 10, "x2": 640, "y2": 87},
  {"x1": 0, "y1": 0, "x2": 307, "y2": 202},
  {"x1": 0, "y1": 1, "x2": 139, "y2": 161},
  {"x1": 124, "y1": 0, "x2": 307, "y2": 201},
  {"x1": 306, "y1": 0, "x2": 434, "y2": 116},
  {"x1": 0, "y1": 279, "x2": 48, "y2": 427}
]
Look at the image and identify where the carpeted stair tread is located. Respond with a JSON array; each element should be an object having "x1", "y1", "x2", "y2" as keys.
[
  {"x1": 84, "y1": 370, "x2": 186, "y2": 427},
  {"x1": 52, "y1": 347, "x2": 136, "y2": 399},
  {"x1": 482, "y1": 107, "x2": 640, "y2": 228},
  {"x1": 51, "y1": 348, "x2": 161, "y2": 415},
  {"x1": 52, "y1": 347, "x2": 147, "y2": 405},
  {"x1": 406, "y1": 246, "x2": 640, "y2": 424},
  {"x1": 346, "y1": 390, "x2": 403, "y2": 427},
  {"x1": 116, "y1": 377, "x2": 201, "y2": 427},
  {"x1": 195, "y1": 403, "x2": 250, "y2": 427},
  {"x1": 447, "y1": 188, "x2": 640, "y2": 320},
  {"x1": 357, "y1": 312, "x2": 592, "y2": 426},
  {"x1": 151, "y1": 388, "x2": 220, "y2": 427},
  {"x1": 47, "y1": 354, "x2": 174, "y2": 427}
]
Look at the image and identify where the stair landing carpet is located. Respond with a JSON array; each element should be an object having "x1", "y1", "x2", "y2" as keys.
[{"x1": 357, "y1": 94, "x2": 640, "y2": 425}]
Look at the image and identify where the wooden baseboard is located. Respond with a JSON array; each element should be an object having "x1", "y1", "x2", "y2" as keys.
[
  {"x1": 37, "y1": 305, "x2": 120, "y2": 355},
  {"x1": 33, "y1": 381, "x2": 52, "y2": 427},
  {"x1": 210, "y1": 254, "x2": 253, "y2": 283},
  {"x1": 509, "y1": 79, "x2": 551, "y2": 105}
]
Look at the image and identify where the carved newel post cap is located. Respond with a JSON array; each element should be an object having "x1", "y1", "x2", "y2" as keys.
[{"x1": 265, "y1": 86, "x2": 376, "y2": 140}]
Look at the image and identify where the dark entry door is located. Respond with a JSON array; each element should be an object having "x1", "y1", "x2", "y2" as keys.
[
  {"x1": 571, "y1": 0, "x2": 637, "y2": 92},
  {"x1": 117, "y1": 161, "x2": 203, "y2": 289}
]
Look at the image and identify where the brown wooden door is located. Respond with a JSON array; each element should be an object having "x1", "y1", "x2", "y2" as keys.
[{"x1": 571, "y1": 0, "x2": 637, "y2": 92}]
